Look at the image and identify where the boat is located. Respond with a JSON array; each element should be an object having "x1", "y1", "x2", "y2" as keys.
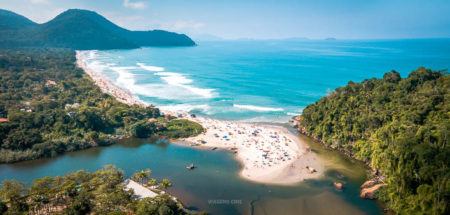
[{"x1": 186, "y1": 163, "x2": 195, "y2": 170}]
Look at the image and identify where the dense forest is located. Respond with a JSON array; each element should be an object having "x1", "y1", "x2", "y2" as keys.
[
  {"x1": 0, "y1": 165, "x2": 199, "y2": 214},
  {"x1": 0, "y1": 49, "x2": 203, "y2": 163},
  {"x1": 299, "y1": 68, "x2": 449, "y2": 214},
  {"x1": 0, "y1": 9, "x2": 196, "y2": 49}
]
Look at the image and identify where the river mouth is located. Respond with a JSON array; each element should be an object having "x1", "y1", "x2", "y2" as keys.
[{"x1": 0, "y1": 128, "x2": 383, "y2": 215}]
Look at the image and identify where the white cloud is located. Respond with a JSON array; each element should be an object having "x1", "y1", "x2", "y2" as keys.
[
  {"x1": 123, "y1": 0, "x2": 146, "y2": 9},
  {"x1": 31, "y1": 0, "x2": 49, "y2": 4}
]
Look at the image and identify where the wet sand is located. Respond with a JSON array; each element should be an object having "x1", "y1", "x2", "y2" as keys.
[{"x1": 76, "y1": 51, "x2": 324, "y2": 185}]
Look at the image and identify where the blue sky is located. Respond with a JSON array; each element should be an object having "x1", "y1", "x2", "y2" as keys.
[{"x1": 1, "y1": 0, "x2": 449, "y2": 39}]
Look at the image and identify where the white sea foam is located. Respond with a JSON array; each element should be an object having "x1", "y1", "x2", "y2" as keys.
[
  {"x1": 159, "y1": 104, "x2": 211, "y2": 114},
  {"x1": 238, "y1": 116, "x2": 291, "y2": 124},
  {"x1": 286, "y1": 112, "x2": 301, "y2": 116},
  {"x1": 83, "y1": 55, "x2": 216, "y2": 102},
  {"x1": 154, "y1": 71, "x2": 216, "y2": 98},
  {"x1": 111, "y1": 67, "x2": 139, "y2": 87},
  {"x1": 233, "y1": 104, "x2": 284, "y2": 112},
  {"x1": 88, "y1": 50, "x2": 97, "y2": 59},
  {"x1": 86, "y1": 60, "x2": 116, "y2": 74},
  {"x1": 137, "y1": 63, "x2": 165, "y2": 72}
]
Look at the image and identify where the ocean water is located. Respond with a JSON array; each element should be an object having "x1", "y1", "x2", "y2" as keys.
[
  {"x1": 80, "y1": 39, "x2": 450, "y2": 123},
  {"x1": 3, "y1": 39, "x2": 449, "y2": 214}
]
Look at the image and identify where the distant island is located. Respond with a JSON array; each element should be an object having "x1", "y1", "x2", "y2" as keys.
[{"x1": 0, "y1": 9, "x2": 196, "y2": 49}]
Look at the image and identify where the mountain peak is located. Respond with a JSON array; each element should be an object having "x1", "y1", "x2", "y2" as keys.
[
  {"x1": 55, "y1": 9, "x2": 102, "y2": 19},
  {"x1": 0, "y1": 9, "x2": 37, "y2": 30},
  {"x1": 0, "y1": 8, "x2": 196, "y2": 49}
]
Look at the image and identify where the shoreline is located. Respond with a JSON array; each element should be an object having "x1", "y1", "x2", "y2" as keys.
[{"x1": 76, "y1": 51, "x2": 324, "y2": 185}]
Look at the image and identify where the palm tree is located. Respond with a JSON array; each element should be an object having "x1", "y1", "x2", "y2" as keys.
[
  {"x1": 132, "y1": 169, "x2": 151, "y2": 184},
  {"x1": 142, "y1": 169, "x2": 151, "y2": 184},
  {"x1": 159, "y1": 179, "x2": 172, "y2": 190},
  {"x1": 147, "y1": 178, "x2": 157, "y2": 187}
]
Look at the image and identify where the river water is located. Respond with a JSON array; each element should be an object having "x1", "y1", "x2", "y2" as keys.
[{"x1": 4, "y1": 39, "x2": 449, "y2": 214}]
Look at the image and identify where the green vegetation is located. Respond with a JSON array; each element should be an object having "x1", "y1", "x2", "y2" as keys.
[
  {"x1": 0, "y1": 165, "x2": 198, "y2": 215},
  {"x1": 0, "y1": 9, "x2": 195, "y2": 50},
  {"x1": 131, "y1": 169, "x2": 152, "y2": 184},
  {"x1": 162, "y1": 119, "x2": 204, "y2": 139},
  {"x1": 159, "y1": 179, "x2": 172, "y2": 190},
  {"x1": 299, "y1": 68, "x2": 449, "y2": 214},
  {"x1": 0, "y1": 49, "x2": 202, "y2": 163}
]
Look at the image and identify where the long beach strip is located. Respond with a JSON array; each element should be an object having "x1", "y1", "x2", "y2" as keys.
[{"x1": 76, "y1": 51, "x2": 324, "y2": 185}]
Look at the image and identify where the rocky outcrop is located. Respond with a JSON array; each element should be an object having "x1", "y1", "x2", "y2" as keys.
[
  {"x1": 360, "y1": 180, "x2": 379, "y2": 189},
  {"x1": 333, "y1": 182, "x2": 343, "y2": 190},
  {"x1": 360, "y1": 180, "x2": 387, "y2": 199},
  {"x1": 294, "y1": 116, "x2": 388, "y2": 200}
]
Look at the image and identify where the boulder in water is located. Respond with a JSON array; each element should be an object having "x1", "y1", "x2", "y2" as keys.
[{"x1": 333, "y1": 182, "x2": 343, "y2": 190}]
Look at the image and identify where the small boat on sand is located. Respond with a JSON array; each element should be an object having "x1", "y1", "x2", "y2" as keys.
[{"x1": 186, "y1": 164, "x2": 195, "y2": 170}]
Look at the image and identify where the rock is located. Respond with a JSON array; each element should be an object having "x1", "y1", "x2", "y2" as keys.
[
  {"x1": 333, "y1": 182, "x2": 343, "y2": 190},
  {"x1": 360, "y1": 180, "x2": 379, "y2": 189},
  {"x1": 360, "y1": 184, "x2": 386, "y2": 199}
]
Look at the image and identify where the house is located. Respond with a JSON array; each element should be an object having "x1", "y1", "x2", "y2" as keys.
[{"x1": 0, "y1": 118, "x2": 9, "y2": 123}]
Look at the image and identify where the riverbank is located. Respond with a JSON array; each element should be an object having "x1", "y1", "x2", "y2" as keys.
[
  {"x1": 76, "y1": 51, "x2": 324, "y2": 185},
  {"x1": 181, "y1": 117, "x2": 323, "y2": 184}
]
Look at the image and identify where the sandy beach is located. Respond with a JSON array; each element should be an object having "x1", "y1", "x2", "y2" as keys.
[
  {"x1": 181, "y1": 117, "x2": 324, "y2": 184},
  {"x1": 76, "y1": 51, "x2": 324, "y2": 185},
  {"x1": 76, "y1": 51, "x2": 147, "y2": 107}
]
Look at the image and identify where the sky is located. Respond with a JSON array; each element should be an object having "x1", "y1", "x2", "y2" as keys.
[{"x1": 1, "y1": 0, "x2": 449, "y2": 40}]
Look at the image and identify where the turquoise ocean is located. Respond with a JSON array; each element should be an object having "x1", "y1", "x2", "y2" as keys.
[
  {"x1": 1, "y1": 39, "x2": 449, "y2": 215},
  {"x1": 81, "y1": 39, "x2": 450, "y2": 123}
]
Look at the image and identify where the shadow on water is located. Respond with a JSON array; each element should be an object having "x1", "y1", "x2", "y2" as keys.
[{"x1": 0, "y1": 132, "x2": 384, "y2": 215}]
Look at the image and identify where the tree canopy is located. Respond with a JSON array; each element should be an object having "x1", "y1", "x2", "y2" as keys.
[
  {"x1": 0, "y1": 165, "x2": 198, "y2": 215},
  {"x1": 299, "y1": 68, "x2": 449, "y2": 214},
  {"x1": 0, "y1": 49, "x2": 202, "y2": 163}
]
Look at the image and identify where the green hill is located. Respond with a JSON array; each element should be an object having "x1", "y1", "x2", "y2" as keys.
[
  {"x1": 0, "y1": 9, "x2": 195, "y2": 49},
  {"x1": 298, "y1": 68, "x2": 449, "y2": 214},
  {"x1": 0, "y1": 9, "x2": 37, "y2": 30}
]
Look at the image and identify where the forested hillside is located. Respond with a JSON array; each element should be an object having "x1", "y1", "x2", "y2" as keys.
[
  {"x1": 0, "y1": 9, "x2": 196, "y2": 49},
  {"x1": 299, "y1": 68, "x2": 449, "y2": 214},
  {"x1": 0, "y1": 49, "x2": 202, "y2": 163}
]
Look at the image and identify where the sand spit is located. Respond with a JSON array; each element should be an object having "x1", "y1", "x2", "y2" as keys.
[{"x1": 76, "y1": 51, "x2": 324, "y2": 185}]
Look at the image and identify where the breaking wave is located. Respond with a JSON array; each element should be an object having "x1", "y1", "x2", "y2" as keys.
[
  {"x1": 137, "y1": 63, "x2": 165, "y2": 72},
  {"x1": 233, "y1": 104, "x2": 284, "y2": 112}
]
